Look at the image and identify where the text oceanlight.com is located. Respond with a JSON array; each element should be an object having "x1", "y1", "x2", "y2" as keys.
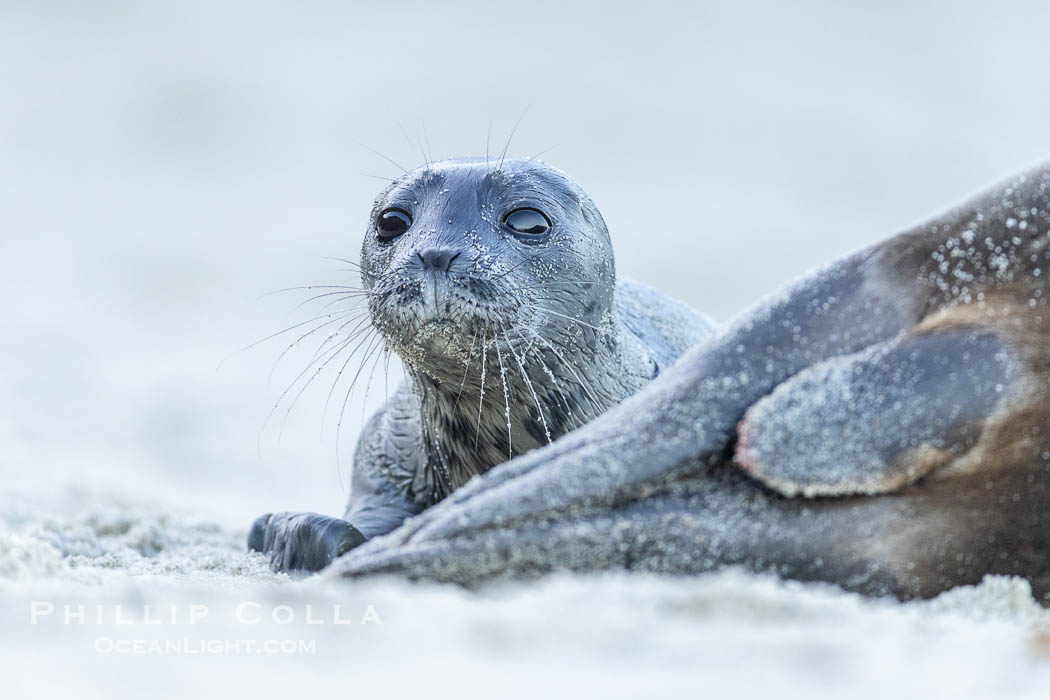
[{"x1": 93, "y1": 638, "x2": 318, "y2": 655}]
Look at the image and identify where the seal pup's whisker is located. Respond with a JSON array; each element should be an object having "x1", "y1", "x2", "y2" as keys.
[
  {"x1": 333, "y1": 332, "x2": 385, "y2": 443},
  {"x1": 356, "y1": 334, "x2": 388, "y2": 429},
  {"x1": 267, "y1": 328, "x2": 362, "y2": 415},
  {"x1": 228, "y1": 310, "x2": 350, "y2": 364},
  {"x1": 526, "y1": 145, "x2": 555, "y2": 163},
  {"x1": 292, "y1": 289, "x2": 372, "y2": 310},
  {"x1": 485, "y1": 122, "x2": 493, "y2": 170},
  {"x1": 502, "y1": 324, "x2": 552, "y2": 444},
  {"x1": 265, "y1": 284, "x2": 369, "y2": 297},
  {"x1": 382, "y1": 347, "x2": 391, "y2": 408},
  {"x1": 316, "y1": 308, "x2": 373, "y2": 343},
  {"x1": 334, "y1": 333, "x2": 385, "y2": 475},
  {"x1": 528, "y1": 330, "x2": 605, "y2": 417},
  {"x1": 450, "y1": 330, "x2": 480, "y2": 417},
  {"x1": 514, "y1": 329, "x2": 584, "y2": 432},
  {"x1": 414, "y1": 122, "x2": 431, "y2": 172},
  {"x1": 277, "y1": 323, "x2": 381, "y2": 437},
  {"x1": 487, "y1": 251, "x2": 547, "y2": 283},
  {"x1": 259, "y1": 329, "x2": 362, "y2": 446},
  {"x1": 357, "y1": 142, "x2": 409, "y2": 174},
  {"x1": 421, "y1": 122, "x2": 435, "y2": 166},
  {"x1": 343, "y1": 333, "x2": 386, "y2": 403},
  {"x1": 541, "y1": 309, "x2": 603, "y2": 332},
  {"x1": 304, "y1": 314, "x2": 374, "y2": 368},
  {"x1": 474, "y1": 330, "x2": 488, "y2": 452},
  {"x1": 267, "y1": 310, "x2": 365, "y2": 385},
  {"x1": 357, "y1": 173, "x2": 397, "y2": 183},
  {"x1": 395, "y1": 121, "x2": 419, "y2": 166},
  {"x1": 319, "y1": 256, "x2": 368, "y2": 272},
  {"x1": 496, "y1": 107, "x2": 529, "y2": 172},
  {"x1": 493, "y1": 338, "x2": 514, "y2": 459},
  {"x1": 315, "y1": 293, "x2": 373, "y2": 314},
  {"x1": 320, "y1": 328, "x2": 382, "y2": 424},
  {"x1": 424, "y1": 414, "x2": 455, "y2": 498}
]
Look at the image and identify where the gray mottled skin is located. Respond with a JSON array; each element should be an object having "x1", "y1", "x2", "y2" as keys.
[
  {"x1": 326, "y1": 158, "x2": 1050, "y2": 601},
  {"x1": 249, "y1": 157, "x2": 714, "y2": 571}
]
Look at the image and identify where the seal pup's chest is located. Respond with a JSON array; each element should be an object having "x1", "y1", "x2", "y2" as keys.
[{"x1": 414, "y1": 375, "x2": 575, "y2": 499}]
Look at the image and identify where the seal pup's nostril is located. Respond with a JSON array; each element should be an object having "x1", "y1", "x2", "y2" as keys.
[{"x1": 416, "y1": 247, "x2": 460, "y2": 274}]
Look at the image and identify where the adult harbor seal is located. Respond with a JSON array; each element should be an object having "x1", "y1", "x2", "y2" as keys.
[
  {"x1": 328, "y1": 157, "x2": 1050, "y2": 601},
  {"x1": 249, "y1": 157, "x2": 715, "y2": 571}
]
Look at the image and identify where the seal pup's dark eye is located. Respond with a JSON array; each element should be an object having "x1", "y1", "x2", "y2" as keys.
[
  {"x1": 377, "y1": 207, "x2": 412, "y2": 242},
  {"x1": 503, "y1": 208, "x2": 551, "y2": 237}
]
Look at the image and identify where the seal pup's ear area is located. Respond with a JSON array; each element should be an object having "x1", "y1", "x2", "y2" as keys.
[{"x1": 734, "y1": 327, "x2": 1015, "y2": 498}]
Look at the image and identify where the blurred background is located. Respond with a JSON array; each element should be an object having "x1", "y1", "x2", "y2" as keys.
[{"x1": 3, "y1": 0, "x2": 1050, "y2": 529}]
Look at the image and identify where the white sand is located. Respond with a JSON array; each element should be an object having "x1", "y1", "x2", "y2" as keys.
[{"x1": 4, "y1": 484, "x2": 1050, "y2": 700}]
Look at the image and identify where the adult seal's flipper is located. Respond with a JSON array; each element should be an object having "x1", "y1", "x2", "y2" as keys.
[{"x1": 735, "y1": 327, "x2": 1015, "y2": 497}]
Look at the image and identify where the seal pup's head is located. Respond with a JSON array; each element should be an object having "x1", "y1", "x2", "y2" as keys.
[{"x1": 361, "y1": 157, "x2": 616, "y2": 381}]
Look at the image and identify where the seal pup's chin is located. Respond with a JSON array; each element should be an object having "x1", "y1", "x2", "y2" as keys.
[
  {"x1": 396, "y1": 313, "x2": 531, "y2": 365},
  {"x1": 376, "y1": 290, "x2": 530, "y2": 362}
]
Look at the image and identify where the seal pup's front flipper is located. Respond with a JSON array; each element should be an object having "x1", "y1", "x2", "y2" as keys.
[
  {"x1": 735, "y1": 324, "x2": 1016, "y2": 497},
  {"x1": 249, "y1": 512, "x2": 367, "y2": 572}
]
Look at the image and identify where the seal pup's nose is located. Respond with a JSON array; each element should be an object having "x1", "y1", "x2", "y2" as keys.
[
  {"x1": 415, "y1": 247, "x2": 461, "y2": 274},
  {"x1": 414, "y1": 246, "x2": 462, "y2": 313}
]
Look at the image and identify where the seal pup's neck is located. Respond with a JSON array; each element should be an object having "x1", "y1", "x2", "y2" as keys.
[{"x1": 403, "y1": 317, "x2": 656, "y2": 494}]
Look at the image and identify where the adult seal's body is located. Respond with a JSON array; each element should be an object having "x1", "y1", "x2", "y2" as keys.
[
  {"x1": 249, "y1": 157, "x2": 714, "y2": 571},
  {"x1": 325, "y1": 158, "x2": 1050, "y2": 601}
]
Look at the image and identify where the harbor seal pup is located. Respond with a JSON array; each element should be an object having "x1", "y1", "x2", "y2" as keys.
[
  {"x1": 249, "y1": 157, "x2": 715, "y2": 571},
  {"x1": 331, "y1": 157, "x2": 1050, "y2": 601}
]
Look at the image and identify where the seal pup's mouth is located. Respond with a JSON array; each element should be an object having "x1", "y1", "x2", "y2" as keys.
[
  {"x1": 378, "y1": 304, "x2": 531, "y2": 355},
  {"x1": 368, "y1": 263, "x2": 535, "y2": 354},
  {"x1": 370, "y1": 288, "x2": 534, "y2": 370}
]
